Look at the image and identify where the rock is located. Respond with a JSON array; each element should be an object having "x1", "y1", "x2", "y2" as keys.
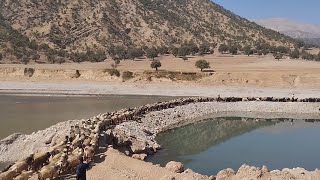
[
  {"x1": 0, "y1": 133, "x2": 23, "y2": 145},
  {"x1": 165, "y1": 161, "x2": 184, "y2": 173},
  {"x1": 132, "y1": 154, "x2": 147, "y2": 161},
  {"x1": 216, "y1": 168, "x2": 235, "y2": 179},
  {"x1": 261, "y1": 165, "x2": 268, "y2": 174},
  {"x1": 130, "y1": 140, "x2": 147, "y2": 154},
  {"x1": 236, "y1": 164, "x2": 263, "y2": 178},
  {"x1": 44, "y1": 135, "x2": 54, "y2": 144}
]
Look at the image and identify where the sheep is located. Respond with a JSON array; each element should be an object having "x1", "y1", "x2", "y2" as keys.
[
  {"x1": 82, "y1": 137, "x2": 92, "y2": 147},
  {"x1": 66, "y1": 154, "x2": 81, "y2": 173},
  {"x1": 84, "y1": 145, "x2": 95, "y2": 162},
  {"x1": 0, "y1": 169, "x2": 19, "y2": 180},
  {"x1": 32, "y1": 152, "x2": 51, "y2": 171},
  {"x1": 38, "y1": 165, "x2": 59, "y2": 180},
  {"x1": 13, "y1": 170, "x2": 33, "y2": 180},
  {"x1": 9, "y1": 161, "x2": 28, "y2": 174}
]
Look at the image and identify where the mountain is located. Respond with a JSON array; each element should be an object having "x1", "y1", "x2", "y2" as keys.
[
  {"x1": 256, "y1": 18, "x2": 320, "y2": 46},
  {"x1": 0, "y1": 0, "x2": 296, "y2": 53},
  {"x1": 0, "y1": 15, "x2": 50, "y2": 63}
]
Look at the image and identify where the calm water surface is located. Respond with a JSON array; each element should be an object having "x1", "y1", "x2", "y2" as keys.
[
  {"x1": 0, "y1": 95, "x2": 176, "y2": 139},
  {"x1": 148, "y1": 117, "x2": 320, "y2": 175}
]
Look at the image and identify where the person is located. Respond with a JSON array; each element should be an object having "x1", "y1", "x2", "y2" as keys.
[{"x1": 76, "y1": 157, "x2": 89, "y2": 180}]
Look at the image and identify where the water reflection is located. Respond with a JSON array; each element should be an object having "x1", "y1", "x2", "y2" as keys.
[{"x1": 149, "y1": 118, "x2": 320, "y2": 175}]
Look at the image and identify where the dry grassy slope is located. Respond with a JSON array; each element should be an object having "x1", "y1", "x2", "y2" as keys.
[{"x1": 0, "y1": 0, "x2": 296, "y2": 52}]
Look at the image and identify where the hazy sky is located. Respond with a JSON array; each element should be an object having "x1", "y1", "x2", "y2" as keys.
[{"x1": 213, "y1": 0, "x2": 320, "y2": 25}]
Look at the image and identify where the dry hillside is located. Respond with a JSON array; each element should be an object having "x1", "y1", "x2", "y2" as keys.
[{"x1": 0, "y1": 0, "x2": 296, "y2": 52}]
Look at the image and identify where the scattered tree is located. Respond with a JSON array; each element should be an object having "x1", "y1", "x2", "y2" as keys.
[
  {"x1": 158, "y1": 46, "x2": 169, "y2": 55},
  {"x1": 199, "y1": 44, "x2": 211, "y2": 55},
  {"x1": 195, "y1": 59, "x2": 210, "y2": 71},
  {"x1": 178, "y1": 46, "x2": 190, "y2": 57},
  {"x1": 218, "y1": 44, "x2": 228, "y2": 53},
  {"x1": 170, "y1": 47, "x2": 179, "y2": 57},
  {"x1": 127, "y1": 48, "x2": 144, "y2": 60},
  {"x1": 244, "y1": 46, "x2": 253, "y2": 56},
  {"x1": 229, "y1": 45, "x2": 238, "y2": 55},
  {"x1": 150, "y1": 60, "x2": 161, "y2": 70},
  {"x1": 0, "y1": 53, "x2": 2, "y2": 61},
  {"x1": 146, "y1": 47, "x2": 158, "y2": 60},
  {"x1": 289, "y1": 49, "x2": 300, "y2": 59}
]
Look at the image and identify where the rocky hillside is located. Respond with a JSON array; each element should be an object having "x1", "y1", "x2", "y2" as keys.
[{"x1": 0, "y1": 0, "x2": 296, "y2": 53}]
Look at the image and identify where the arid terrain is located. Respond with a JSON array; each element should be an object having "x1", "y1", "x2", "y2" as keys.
[{"x1": 1, "y1": 53, "x2": 320, "y2": 95}]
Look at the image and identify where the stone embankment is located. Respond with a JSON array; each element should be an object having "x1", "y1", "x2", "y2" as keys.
[{"x1": 1, "y1": 96, "x2": 320, "y2": 179}]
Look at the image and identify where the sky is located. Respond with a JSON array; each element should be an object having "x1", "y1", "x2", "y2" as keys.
[{"x1": 213, "y1": 0, "x2": 320, "y2": 25}]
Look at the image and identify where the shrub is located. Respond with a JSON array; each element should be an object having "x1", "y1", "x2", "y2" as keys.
[
  {"x1": 150, "y1": 60, "x2": 161, "y2": 70},
  {"x1": 195, "y1": 59, "x2": 210, "y2": 71},
  {"x1": 122, "y1": 71, "x2": 134, "y2": 80},
  {"x1": 106, "y1": 69, "x2": 120, "y2": 77},
  {"x1": 273, "y1": 53, "x2": 283, "y2": 61},
  {"x1": 289, "y1": 49, "x2": 300, "y2": 59}
]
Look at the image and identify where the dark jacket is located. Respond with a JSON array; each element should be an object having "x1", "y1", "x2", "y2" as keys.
[{"x1": 76, "y1": 163, "x2": 89, "y2": 180}]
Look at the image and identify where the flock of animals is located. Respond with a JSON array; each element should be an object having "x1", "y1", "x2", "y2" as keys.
[{"x1": 1, "y1": 96, "x2": 320, "y2": 179}]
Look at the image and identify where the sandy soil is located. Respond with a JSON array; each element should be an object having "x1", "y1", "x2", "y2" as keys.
[
  {"x1": 1, "y1": 54, "x2": 320, "y2": 89},
  {"x1": 87, "y1": 147, "x2": 211, "y2": 180},
  {"x1": 87, "y1": 148, "x2": 320, "y2": 180}
]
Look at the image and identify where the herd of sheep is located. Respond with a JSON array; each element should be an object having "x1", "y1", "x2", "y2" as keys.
[{"x1": 1, "y1": 96, "x2": 319, "y2": 180}]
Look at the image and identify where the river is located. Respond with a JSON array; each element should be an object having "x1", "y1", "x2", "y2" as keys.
[{"x1": 0, "y1": 94, "x2": 176, "y2": 140}]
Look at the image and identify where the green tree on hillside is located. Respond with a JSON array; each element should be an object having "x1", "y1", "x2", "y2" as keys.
[
  {"x1": 195, "y1": 59, "x2": 210, "y2": 71},
  {"x1": 128, "y1": 48, "x2": 144, "y2": 60},
  {"x1": 199, "y1": 44, "x2": 211, "y2": 55},
  {"x1": 178, "y1": 46, "x2": 190, "y2": 57},
  {"x1": 229, "y1": 45, "x2": 238, "y2": 55},
  {"x1": 244, "y1": 46, "x2": 253, "y2": 56},
  {"x1": 150, "y1": 60, "x2": 161, "y2": 70},
  {"x1": 289, "y1": 49, "x2": 300, "y2": 59},
  {"x1": 218, "y1": 44, "x2": 228, "y2": 53},
  {"x1": 146, "y1": 47, "x2": 158, "y2": 60}
]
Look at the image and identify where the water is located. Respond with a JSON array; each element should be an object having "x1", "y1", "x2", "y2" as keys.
[
  {"x1": 0, "y1": 94, "x2": 176, "y2": 139},
  {"x1": 148, "y1": 117, "x2": 320, "y2": 175}
]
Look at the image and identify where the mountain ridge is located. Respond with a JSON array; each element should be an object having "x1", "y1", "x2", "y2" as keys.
[
  {"x1": 0, "y1": 0, "x2": 296, "y2": 53},
  {"x1": 255, "y1": 18, "x2": 320, "y2": 39}
]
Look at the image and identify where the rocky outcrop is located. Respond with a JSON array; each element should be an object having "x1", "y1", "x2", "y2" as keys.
[{"x1": 165, "y1": 161, "x2": 185, "y2": 173}]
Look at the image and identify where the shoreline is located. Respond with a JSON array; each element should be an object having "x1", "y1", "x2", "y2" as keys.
[{"x1": 1, "y1": 80, "x2": 320, "y2": 98}]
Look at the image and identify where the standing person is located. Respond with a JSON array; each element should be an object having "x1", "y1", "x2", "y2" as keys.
[{"x1": 76, "y1": 157, "x2": 89, "y2": 180}]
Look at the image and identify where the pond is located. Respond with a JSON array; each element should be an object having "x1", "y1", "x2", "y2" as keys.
[{"x1": 148, "y1": 117, "x2": 320, "y2": 175}]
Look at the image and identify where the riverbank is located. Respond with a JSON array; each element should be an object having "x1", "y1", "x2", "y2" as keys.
[
  {"x1": 1, "y1": 98, "x2": 320, "y2": 179},
  {"x1": 1, "y1": 80, "x2": 320, "y2": 98}
]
